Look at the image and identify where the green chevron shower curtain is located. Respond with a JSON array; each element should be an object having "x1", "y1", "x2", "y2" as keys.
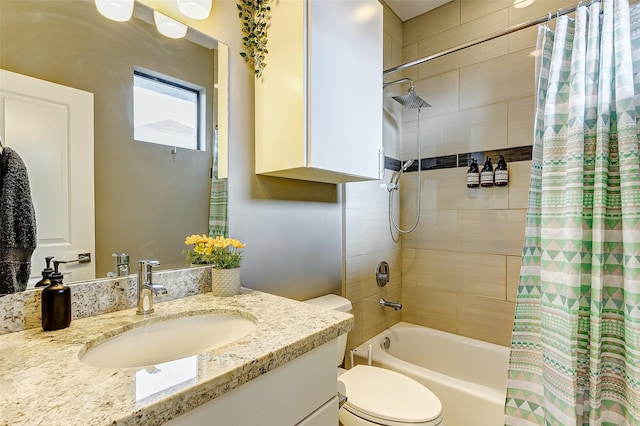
[
  {"x1": 209, "y1": 125, "x2": 228, "y2": 237},
  {"x1": 505, "y1": 0, "x2": 640, "y2": 424}
]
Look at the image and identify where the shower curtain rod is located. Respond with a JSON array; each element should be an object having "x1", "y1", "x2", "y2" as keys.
[{"x1": 383, "y1": 2, "x2": 584, "y2": 76}]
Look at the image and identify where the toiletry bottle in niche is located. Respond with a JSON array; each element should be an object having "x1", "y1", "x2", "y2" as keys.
[
  {"x1": 466, "y1": 159, "x2": 480, "y2": 188},
  {"x1": 34, "y1": 256, "x2": 55, "y2": 288},
  {"x1": 41, "y1": 261, "x2": 71, "y2": 331},
  {"x1": 480, "y1": 156, "x2": 494, "y2": 187},
  {"x1": 495, "y1": 155, "x2": 508, "y2": 187}
]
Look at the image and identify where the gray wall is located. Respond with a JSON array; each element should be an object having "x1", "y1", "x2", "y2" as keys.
[
  {"x1": 227, "y1": 104, "x2": 343, "y2": 299},
  {"x1": 229, "y1": 172, "x2": 343, "y2": 300}
]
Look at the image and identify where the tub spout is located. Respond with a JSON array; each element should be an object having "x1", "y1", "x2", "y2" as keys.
[{"x1": 380, "y1": 298, "x2": 402, "y2": 311}]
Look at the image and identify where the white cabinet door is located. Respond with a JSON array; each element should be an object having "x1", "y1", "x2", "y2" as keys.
[
  {"x1": 0, "y1": 69, "x2": 95, "y2": 283},
  {"x1": 307, "y1": 0, "x2": 383, "y2": 180},
  {"x1": 255, "y1": 0, "x2": 383, "y2": 184}
]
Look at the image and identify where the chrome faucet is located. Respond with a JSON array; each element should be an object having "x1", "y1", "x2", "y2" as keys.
[
  {"x1": 107, "y1": 252, "x2": 130, "y2": 278},
  {"x1": 136, "y1": 260, "x2": 167, "y2": 315},
  {"x1": 379, "y1": 298, "x2": 402, "y2": 311}
]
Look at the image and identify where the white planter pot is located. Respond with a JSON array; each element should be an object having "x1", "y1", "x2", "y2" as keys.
[{"x1": 211, "y1": 267, "x2": 241, "y2": 296}]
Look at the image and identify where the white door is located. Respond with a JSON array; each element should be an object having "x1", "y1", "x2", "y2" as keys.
[{"x1": 0, "y1": 69, "x2": 95, "y2": 284}]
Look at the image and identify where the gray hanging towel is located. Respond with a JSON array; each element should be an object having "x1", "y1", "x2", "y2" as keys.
[{"x1": 0, "y1": 146, "x2": 37, "y2": 295}]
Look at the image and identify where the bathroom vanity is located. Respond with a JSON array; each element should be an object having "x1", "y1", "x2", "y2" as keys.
[{"x1": 0, "y1": 278, "x2": 353, "y2": 425}]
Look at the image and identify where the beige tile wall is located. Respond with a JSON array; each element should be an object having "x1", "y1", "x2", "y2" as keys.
[
  {"x1": 396, "y1": 0, "x2": 575, "y2": 347},
  {"x1": 343, "y1": 178, "x2": 403, "y2": 352}
]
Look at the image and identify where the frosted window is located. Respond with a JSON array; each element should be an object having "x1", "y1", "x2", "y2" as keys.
[{"x1": 133, "y1": 70, "x2": 203, "y2": 150}]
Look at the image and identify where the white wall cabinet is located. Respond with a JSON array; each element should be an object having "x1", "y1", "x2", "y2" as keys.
[{"x1": 255, "y1": 0, "x2": 383, "y2": 184}]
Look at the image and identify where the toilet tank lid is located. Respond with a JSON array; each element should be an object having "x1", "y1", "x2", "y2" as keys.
[{"x1": 304, "y1": 294, "x2": 352, "y2": 312}]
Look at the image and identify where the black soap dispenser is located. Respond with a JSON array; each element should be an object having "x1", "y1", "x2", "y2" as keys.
[
  {"x1": 34, "y1": 256, "x2": 55, "y2": 288},
  {"x1": 480, "y1": 156, "x2": 494, "y2": 187},
  {"x1": 41, "y1": 261, "x2": 71, "y2": 331},
  {"x1": 466, "y1": 159, "x2": 480, "y2": 188},
  {"x1": 495, "y1": 155, "x2": 508, "y2": 187}
]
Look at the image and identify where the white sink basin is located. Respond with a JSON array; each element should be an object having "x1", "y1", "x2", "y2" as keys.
[{"x1": 79, "y1": 312, "x2": 256, "y2": 368}]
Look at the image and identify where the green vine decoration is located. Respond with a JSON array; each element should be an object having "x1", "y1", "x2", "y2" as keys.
[{"x1": 237, "y1": 0, "x2": 270, "y2": 78}]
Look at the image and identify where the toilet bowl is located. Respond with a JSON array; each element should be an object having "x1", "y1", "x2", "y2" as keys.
[{"x1": 305, "y1": 294, "x2": 445, "y2": 426}]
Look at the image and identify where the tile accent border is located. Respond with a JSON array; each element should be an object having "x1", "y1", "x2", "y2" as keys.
[{"x1": 385, "y1": 145, "x2": 533, "y2": 172}]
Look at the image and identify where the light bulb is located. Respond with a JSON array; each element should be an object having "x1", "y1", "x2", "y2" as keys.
[
  {"x1": 153, "y1": 11, "x2": 188, "y2": 39},
  {"x1": 177, "y1": 0, "x2": 212, "y2": 20},
  {"x1": 94, "y1": 0, "x2": 134, "y2": 22},
  {"x1": 513, "y1": 0, "x2": 535, "y2": 8}
]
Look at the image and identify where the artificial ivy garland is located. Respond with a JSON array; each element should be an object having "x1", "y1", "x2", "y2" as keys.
[{"x1": 237, "y1": 0, "x2": 270, "y2": 78}]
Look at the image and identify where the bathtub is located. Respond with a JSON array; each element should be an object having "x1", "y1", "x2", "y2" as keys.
[{"x1": 351, "y1": 322, "x2": 510, "y2": 426}]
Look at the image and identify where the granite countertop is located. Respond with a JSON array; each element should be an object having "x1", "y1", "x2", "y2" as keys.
[{"x1": 0, "y1": 289, "x2": 353, "y2": 425}]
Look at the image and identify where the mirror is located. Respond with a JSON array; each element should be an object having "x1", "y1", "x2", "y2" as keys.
[{"x1": 0, "y1": 0, "x2": 228, "y2": 288}]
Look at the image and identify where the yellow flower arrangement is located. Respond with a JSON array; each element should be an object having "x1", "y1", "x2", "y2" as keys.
[{"x1": 184, "y1": 234, "x2": 246, "y2": 269}]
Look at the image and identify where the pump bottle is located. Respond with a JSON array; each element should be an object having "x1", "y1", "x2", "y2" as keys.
[
  {"x1": 466, "y1": 159, "x2": 480, "y2": 188},
  {"x1": 34, "y1": 256, "x2": 55, "y2": 288},
  {"x1": 480, "y1": 156, "x2": 494, "y2": 187},
  {"x1": 495, "y1": 155, "x2": 508, "y2": 187},
  {"x1": 41, "y1": 261, "x2": 71, "y2": 331}
]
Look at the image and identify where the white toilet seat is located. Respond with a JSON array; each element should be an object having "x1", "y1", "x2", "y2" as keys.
[{"x1": 338, "y1": 365, "x2": 444, "y2": 425}]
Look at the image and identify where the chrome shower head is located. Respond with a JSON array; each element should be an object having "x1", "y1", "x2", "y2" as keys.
[
  {"x1": 393, "y1": 87, "x2": 431, "y2": 109},
  {"x1": 384, "y1": 78, "x2": 431, "y2": 110}
]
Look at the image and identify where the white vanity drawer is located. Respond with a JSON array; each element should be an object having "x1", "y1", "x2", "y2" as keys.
[{"x1": 297, "y1": 396, "x2": 339, "y2": 426}]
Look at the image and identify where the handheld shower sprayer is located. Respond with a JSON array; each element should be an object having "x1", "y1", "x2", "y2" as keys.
[
  {"x1": 392, "y1": 160, "x2": 415, "y2": 185},
  {"x1": 380, "y1": 160, "x2": 414, "y2": 192},
  {"x1": 400, "y1": 159, "x2": 414, "y2": 171}
]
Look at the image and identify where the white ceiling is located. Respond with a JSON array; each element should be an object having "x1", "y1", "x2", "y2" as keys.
[{"x1": 384, "y1": 0, "x2": 453, "y2": 21}]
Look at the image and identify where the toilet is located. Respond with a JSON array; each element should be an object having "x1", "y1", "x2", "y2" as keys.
[{"x1": 305, "y1": 294, "x2": 445, "y2": 426}]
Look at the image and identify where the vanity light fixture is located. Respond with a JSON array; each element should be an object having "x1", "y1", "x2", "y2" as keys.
[
  {"x1": 94, "y1": 0, "x2": 134, "y2": 22},
  {"x1": 177, "y1": 0, "x2": 212, "y2": 20},
  {"x1": 513, "y1": 0, "x2": 535, "y2": 8},
  {"x1": 153, "y1": 11, "x2": 188, "y2": 39}
]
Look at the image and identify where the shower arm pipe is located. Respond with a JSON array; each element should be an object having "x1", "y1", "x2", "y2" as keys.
[
  {"x1": 383, "y1": 2, "x2": 583, "y2": 76},
  {"x1": 383, "y1": 78, "x2": 414, "y2": 89}
]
